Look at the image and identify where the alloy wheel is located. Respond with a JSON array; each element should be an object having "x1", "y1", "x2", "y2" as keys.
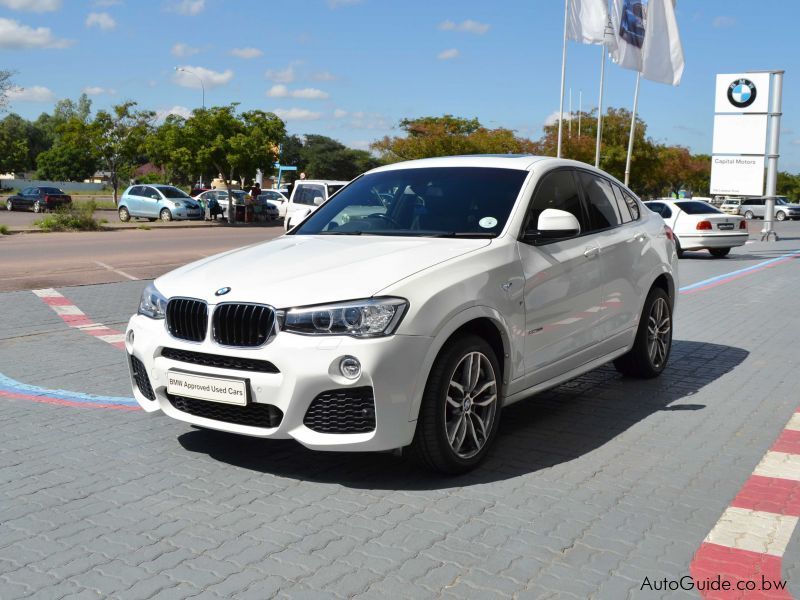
[
  {"x1": 445, "y1": 351, "x2": 498, "y2": 459},
  {"x1": 646, "y1": 297, "x2": 671, "y2": 369}
]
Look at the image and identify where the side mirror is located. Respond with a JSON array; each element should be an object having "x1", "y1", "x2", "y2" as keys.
[
  {"x1": 313, "y1": 196, "x2": 324, "y2": 206},
  {"x1": 523, "y1": 209, "x2": 581, "y2": 243}
]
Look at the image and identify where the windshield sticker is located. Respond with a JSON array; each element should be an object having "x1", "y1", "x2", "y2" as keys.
[{"x1": 479, "y1": 217, "x2": 498, "y2": 229}]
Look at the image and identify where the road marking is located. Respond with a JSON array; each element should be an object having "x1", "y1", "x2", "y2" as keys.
[
  {"x1": 93, "y1": 260, "x2": 139, "y2": 281},
  {"x1": 32, "y1": 288, "x2": 127, "y2": 350},
  {"x1": 690, "y1": 408, "x2": 800, "y2": 596},
  {"x1": 0, "y1": 372, "x2": 137, "y2": 410},
  {"x1": 679, "y1": 249, "x2": 800, "y2": 294}
]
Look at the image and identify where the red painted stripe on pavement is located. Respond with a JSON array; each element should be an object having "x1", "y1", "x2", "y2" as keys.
[
  {"x1": 690, "y1": 543, "x2": 789, "y2": 599},
  {"x1": 0, "y1": 390, "x2": 139, "y2": 411},
  {"x1": 33, "y1": 288, "x2": 126, "y2": 351},
  {"x1": 730, "y1": 475, "x2": 800, "y2": 518},
  {"x1": 40, "y1": 296, "x2": 73, "y2": 306},
  {"x1": 772, "y1": 429, "x2": 800, "y2": 455}
]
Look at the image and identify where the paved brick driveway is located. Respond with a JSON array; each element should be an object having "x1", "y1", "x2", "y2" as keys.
[{"x1": 2, "y1": 235, "x2": 800, "y2": 599}]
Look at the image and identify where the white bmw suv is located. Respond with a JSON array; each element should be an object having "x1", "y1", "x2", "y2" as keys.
[{"x1": 127, "y1": 155, "x2": 678, "y2": 474}]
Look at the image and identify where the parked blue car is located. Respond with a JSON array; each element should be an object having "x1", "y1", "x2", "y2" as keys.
[{"x1": 118, "y1": 185, "x2": 203, "y2": 222}]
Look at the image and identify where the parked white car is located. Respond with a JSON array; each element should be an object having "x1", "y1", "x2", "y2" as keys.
[
  {"x1": 258, "y1": 190, "x2": 289, "y2": 218},
  {"x1": 284, "y1": 180, "x2": 348, "y2": 231},
  {"x1": 127, "y1": 156, "x2": 677, "y2": 473},
  {"x1": 719, "y1": 197, "x2": 742, "y2": 215},
  {"x1": 644, "y1": 199, "x2": 748, "y2": 257}
]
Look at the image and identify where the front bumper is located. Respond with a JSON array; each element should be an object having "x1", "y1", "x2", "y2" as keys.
[{"x1": 126, "y1": 314, "x2": 430, "y2": 451}]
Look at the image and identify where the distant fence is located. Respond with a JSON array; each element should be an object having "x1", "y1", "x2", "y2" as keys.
[{"x1": 0, "y1": 178, "x2": 107, "y2": 192}]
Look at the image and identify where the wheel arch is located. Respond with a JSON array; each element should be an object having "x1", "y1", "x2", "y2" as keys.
[
  {"x1": 650, "y1": 271, "x2": 675, "y2": 310},
  {"x1": 407, "y1": 307, "x2": 512, "y2": 422}
]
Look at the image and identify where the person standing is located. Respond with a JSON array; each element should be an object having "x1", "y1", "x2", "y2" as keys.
[{"x1": 250, "y1": 181, "x2": 261, "y2": 202}]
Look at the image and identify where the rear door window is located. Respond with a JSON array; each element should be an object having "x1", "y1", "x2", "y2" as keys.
[{"x1": 578, "y1": 172, "x2": 622, "y2": 231}]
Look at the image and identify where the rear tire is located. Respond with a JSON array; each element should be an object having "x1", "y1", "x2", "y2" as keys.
[
  {"x1": 408, "y1": 334, "x2": 502, "y2": 475},
  {"x1": 33, "y1": 201, "x2": 42, "y2": 213},
  {"x1": 159, "y1": 208, "x2": 173, "y2": 222},
  {"x1": 613, "y1": 287, "x2": 672, "y2": 379},
  {"x1": 744, "y1": 210, "x2": 755, "y2": 220},
  {"x1": 709, "y1": 247, "x2": 731, "y2": 258},
  {"x1": 5, "y1": 200, "x2": 12, "y2": 211},
  {"x1": 118, "y1": 206, "x2": 130, "y2": 222}
]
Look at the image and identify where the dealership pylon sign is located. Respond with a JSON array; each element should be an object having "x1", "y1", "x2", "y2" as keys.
[{"x1": 710, "y1": 70, "x2": 785, "y2": 241}]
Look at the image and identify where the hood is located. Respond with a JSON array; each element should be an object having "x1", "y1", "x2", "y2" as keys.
[{"x1": 155, "y1": 235, "x2": 491, "y2": 307}]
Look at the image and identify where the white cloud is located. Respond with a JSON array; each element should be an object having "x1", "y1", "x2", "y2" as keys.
[
  {"x1": 544, "y1": 111, "x2": 572, "y2": 126},
  {"x1": 327, "y1": 0, "x2": 361, "y2": 8},
  {"x1": 173, "y1": 65, "x2": 234, "y2": 89},
  {"x1": 265, "y1": 64, "x2": 295, "y2": 83},
  {"x1": 171, "y1": 42, "x2": 199, "y2": 57},
  {"x1": 347, "y1": 111, "x2": 390, "y2": 130},
  {"x1": 155, "y1": 105, "x2": 192, "y2": 121},
  {"x1": 349, "y1": 140, "x2": 371, "y2": 151},
  {"x1": 6, "y1": 85, "x2": 56, "y2": 102},
  {"x1": 273, "y1": 108, "x2": 322, "y2": 121},
  {"x1": 712, "y1": 15, "x2": 736, "y2": 28},
  {"x1": 230, "y1": 47, "x2": 262, "y2": 59},
  {"x1": 333, "y1": 108, "x2": 348, "y2": 119},
  {"x1": 167, "y1": 0, "x2": 204, "y2": 15},
  {"x1": 438, "y1": 19, "x2": 490, "y2": 35},
  {"x1": 437, "y1": 48, "x2": 460, "y2": 60},
  {"x1": 0, "y1": 0, "x2": 61, "y2": 11},
  {"x1": 82, "y1": 86, "x2": 115, "y2": 95},
  {"x1": 86, "y1": 12, "x2": 116, "y2": 30},
  {"x1": 311, "y1": 70, "x2": 337, "y2": 82},
  {"x1": 0, "y1": 17, "x2": 73, "y2": 48},
  {"x1": 267, "y1": 85, "x2": 329, "y2": 100}
]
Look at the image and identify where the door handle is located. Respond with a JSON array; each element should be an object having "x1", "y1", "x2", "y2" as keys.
[{"x1": 583, "y1": 247, "x2": 600, "y2": 259}]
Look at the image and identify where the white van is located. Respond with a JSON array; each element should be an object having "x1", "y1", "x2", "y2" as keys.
[{"x1": 284, "y1": 180, "x2": 348, "y2": 231}]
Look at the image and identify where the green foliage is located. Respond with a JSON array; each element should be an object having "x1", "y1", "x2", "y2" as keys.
[
  {"x1": 777, "y1": 172, "x2": 800, "y2": 200},
  {"x1": 0, "y1": 70, "x2": 15, "y2": 113},
  {"x1": 34, "y1": 201, "x2": 100, "y2": 232},
  {"x1": 372, "y1": 115, "x2": 536, "y2": 163},
  {"x1": 36, "y1": 132, "x2": 97, "y2": 181},
  {"x1": 90, "y1": 101, "x2": 155, "y2": 203},
  {"x1": 0, "y1": 224, "x2": 9, "y2": 235},
  {"x1": 0, "y1": 115, "x2": 29, "y2": 174}
]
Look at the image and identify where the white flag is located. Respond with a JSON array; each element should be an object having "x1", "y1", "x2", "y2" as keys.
[
  {"x1": 567, "y1": 0, "x2": 609, "y2": 45},
  {"x1": 610, "y1": 0, "x2": 684, "y2": 85}
]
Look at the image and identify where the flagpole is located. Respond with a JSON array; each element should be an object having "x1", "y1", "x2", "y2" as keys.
[
  {"x1": 568, "y1": 88, "x2": 573, "y2": 138},
  {"x1": 557, "y1": 0, "x2": 569, "y2": 158},
  {"x1": 595, "y1": 44, "x2": 606, "y2": 168},
  {"x1": 578, "y1": 90, "x2": 582, "y2": 137},
  {"x1": 624, "y1": 72, "x2": 641, "y2": 187}
]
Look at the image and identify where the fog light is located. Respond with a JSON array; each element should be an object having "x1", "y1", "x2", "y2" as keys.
[{"x1": 339, "y1": 356, "x2": 361, "y2": 380}]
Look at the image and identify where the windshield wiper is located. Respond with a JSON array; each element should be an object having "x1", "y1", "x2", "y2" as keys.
[
  {"x1": 430, "y1": 232, "x2": 496, "y2": 238},
  {"x1": 318, "y1": 230, "x2": 363, "y2": 235}
]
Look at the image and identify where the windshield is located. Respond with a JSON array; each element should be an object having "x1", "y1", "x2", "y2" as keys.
[
  {"x1": 675, "y1": 201, "x2": 721, "y2": 215},
  {"x1": 159, "y1": 186, "x2": 191, "y2": 199},
  {"x1": 776, "y1": 198, "x2": 789, "y2": 205},
  {"x1": 293, "y1": 167, "x2": 528, "y2": 237}
]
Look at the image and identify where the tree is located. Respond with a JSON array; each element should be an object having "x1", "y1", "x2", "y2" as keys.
[
  {"x1": 655, "y1": 146, "x2": 710, "y2": 197},
  {"x1": 91, "y1": 101, "x2": 155, "y2": 203},
  {"x1": 777, "y1": 172, "x2": 800, "y2": 201},
  {"x1": 371, "y1": 115, "x2": 535, "y2": 163},
  {"x1": 0, "y1": 70, "x2": 16, "y2": 113},
  {"x1": 0, "y1": 114, "x2": 30, "y2": 175},
  {"x1": 145, "y1": 114, "x2": 198, "y2": 185},
  {"x1": 181, "y1": 105, "x2": 285, "y2": 223},
  {"x1": 300, "y1": 134, "x2": 379, "y2": 180}
]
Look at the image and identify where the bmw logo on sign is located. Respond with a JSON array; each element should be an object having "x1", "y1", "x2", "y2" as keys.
[
  {"x1": 727, "y1": 78, "x2": 757, "y2": 109},
  {"x1": 215, "y1": 287, "x2": 231, "y2": 296}
]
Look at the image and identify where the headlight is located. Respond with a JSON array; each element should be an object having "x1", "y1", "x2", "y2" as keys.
[
  {"x1": 138, "y1": 282, "x2": 168, "y2": 319},
  {"x1": 279, "y1": 297, "x2": 408, "y2": 337},
  {"x1": 173, "y1": 201, "x2": 183, "y2": 208}
]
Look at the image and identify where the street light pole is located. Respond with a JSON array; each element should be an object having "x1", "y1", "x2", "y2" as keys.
[
  {"x1": 174, "y1": 66, "x2": 205, "y2": 108},
  {"x1": 174, "y1": 67, "x2": 206, "y2": 187}
]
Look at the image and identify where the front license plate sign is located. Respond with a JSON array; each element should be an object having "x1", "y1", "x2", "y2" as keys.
[{"x1": 167, "y1": 371, "x2": 248, "y2": 405}]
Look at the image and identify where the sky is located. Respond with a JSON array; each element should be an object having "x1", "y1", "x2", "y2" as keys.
[{"x1": 2, "y1": 0, "x2": 799, "y2": 171}]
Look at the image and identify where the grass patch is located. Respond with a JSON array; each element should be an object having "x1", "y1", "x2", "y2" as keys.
[
  {"x1": 137, "y1": 223, "x2": 151, "y2": 230},
  {"x1": 34, "y1": 201, "x2": 100, "y2": 232},
  {"x1": 0, "y1": 224, "x2": 9, "y2": 235}
]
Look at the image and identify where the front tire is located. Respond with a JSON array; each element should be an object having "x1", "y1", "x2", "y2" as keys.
[
  {"x1": 709, "y1": 247, "x2": 731, "y2": 258},
  {"x1": 409, "y1": 334, "x2": 502, "y2": 474},
  {"x1": 159, "y1": 208, "x2": 173, "y2": 222},
  {"x1": 776, "y1": 211, "x2": 786, "y2": 222},
  {"x1": 744, "y1": 210, "x2": 755, "y2": 220},
  {"x1": 118, "y1": 206, "x2": 130, "y2": 222},
  {"x1": 613, "y1": 287, "x2": 672, "y2": 379}
]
